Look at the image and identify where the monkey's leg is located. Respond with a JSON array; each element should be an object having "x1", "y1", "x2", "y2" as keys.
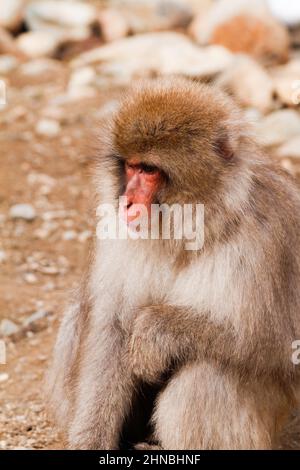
[
  {"x1": 47, "y1": 299, "x2": 85, "y2": 429},
  {"x1": 135, "y1": 443, "x2": 162, "y2": 450},
  {"x1": 68, "y1": 323, "x2": 134, "y2": 449},
  {"x1": 153, "y1": 362, "x2": 288, "y2": 450}
]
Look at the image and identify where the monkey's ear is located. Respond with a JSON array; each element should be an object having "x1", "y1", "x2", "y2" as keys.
[{"x1": 215, "y1": 134, "x2": 234, "y2": 160}]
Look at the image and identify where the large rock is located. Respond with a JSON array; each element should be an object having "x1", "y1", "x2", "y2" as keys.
[
  {"x1": 276, "y1": 137, "x2": 300, "y2": 159},
  {"x1": 72, "y1": 32, "x2": 234, "y2": 84},
  {"x1": 108, "y1": 0, "x2": 194, "y2": 33},
  {"x1": 0, "y1": 319, "x2": 19, "y2": 337},
  {"x1": 97, "y1": 9, "x2": 130, "y2": 43},
  {"x1": 67, "y1": 66, "x2": 97, "y2": 100},
  {"x1": 256, "y1": 110, "x2": 300, "y2": 147},
  {"x1": 19, "y1": 58, "x2": 63, "y2": 77},
  {"x1": 267, "y1": 0, "x2": 300, "y2": 26},
  {"x1": 271, "y1": 60, "x2": 300, "y2": 107},
  {"x1": 16, "y1": 30, "x2": 63, "y2": 58},
  {"x1": 189, "y1": 0, "x2": 290, "y2": 64},
  {"x1": 0, "y1": 0, "x2": 24, "y2": 31},
  {"x1": 68, "y1": 66, "x2": 96, "y2": 89},
  {"x1": 0, "y1": 26, "x2": 23, "y2": 57},
  {"x1": 189, "y1": 0, "x2": 268, "y2": 44},
  {"x1": 25, "y1": 0, "x2": 96, "y2": 38},
  {"x1": 217, "y1": 56, "x2": 274, "y2": 113},
  {"x1": 22, "y1": 309, "x2": 51, "y2": 331},
  {"x1": 185, "y1": 0, "x2": 213, "y2": 14}
]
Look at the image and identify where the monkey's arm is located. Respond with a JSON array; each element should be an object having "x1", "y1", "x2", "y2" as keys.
[
  {"x1": 129, "y1": 305, "x2": 294, "y2": 383},
  {"x1": 68, "y1": 320, "x2": 134, "y2": 449}
]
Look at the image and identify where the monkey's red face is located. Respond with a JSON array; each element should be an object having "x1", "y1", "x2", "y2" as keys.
[{"x1": 121, "y1": 159, "x2": 164, "y2": 223}]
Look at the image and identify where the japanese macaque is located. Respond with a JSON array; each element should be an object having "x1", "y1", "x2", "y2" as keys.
[{"x1": 48, "y1": 77, "x2": 300, "y2": 450}]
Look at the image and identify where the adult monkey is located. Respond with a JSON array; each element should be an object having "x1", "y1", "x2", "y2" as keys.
[{"x1": 48, "y1": 78, "x2": 300, "y2": 450}]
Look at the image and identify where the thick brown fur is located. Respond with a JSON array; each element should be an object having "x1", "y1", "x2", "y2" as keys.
[{"x1": 48, "y1": 77, "x2": 300, "y2": 449}]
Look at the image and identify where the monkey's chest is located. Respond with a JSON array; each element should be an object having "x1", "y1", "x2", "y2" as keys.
[
  {"x1": 166, "y1": 255, "x2": 242, "y2": 325},
  {"x1": 118, "y1": 254, "x2": 174, "y2": 323}
]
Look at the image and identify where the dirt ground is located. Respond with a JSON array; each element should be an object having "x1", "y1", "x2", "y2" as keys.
[
  {"x1": 1, "y1": 56, "x2": 300, "y2": 451},
  {"x1": 0, "y1": 63, "x2": 123, "y2": 449}
]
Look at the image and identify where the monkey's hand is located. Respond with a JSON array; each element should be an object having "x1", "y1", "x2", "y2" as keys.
[
  {"x1": 128, "y1": 306, "x2": 174, "y2": 383},
  {"x1": 128, "y1": 304, "x2": 231, "y2": 383}
]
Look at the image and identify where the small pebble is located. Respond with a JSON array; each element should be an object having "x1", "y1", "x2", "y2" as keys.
[
  {"x1": 9, "y1": 204, "x2": 36, "y2": 221},
  {"x1": 0, "y1": 319, "x2": 19, "y2": 336},
  {"x1": 62, "y1": 230, "x2": 77, "y2": 241},
  {"x1": 0, "y1": 250, "x2": 7, "y2": 263},
  {"x1": 35, "y1": 119, "x2": 61, "y2": 138},
  {"x1": 0, "y1": 373, "x2": 9, "y2": 383},
  {"x1": 23, "y1": 273, "x2": 38, "y2": 284}
]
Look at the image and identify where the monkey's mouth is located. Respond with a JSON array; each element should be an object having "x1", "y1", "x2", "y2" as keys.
[
  {"x1": 119, "y1": 199, "x2": 152, "y2": 225},
  {"x1": 126, "y1": 200, "x2": 133, "y2": 211}
]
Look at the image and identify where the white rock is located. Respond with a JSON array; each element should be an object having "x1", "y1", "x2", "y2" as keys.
[
  {"x1": 280, "y1": 158, "x2": 295, "y2": 175},
  {"x1": 27, "y1": 172, "x2": 56, "y2": 187},
  {"x1": 243, "y1": 107, "x2": 263, "y2": 124},
  {"x1": 66, "y1": 67, "x2": 97, "y2": 100},
  {"x1": 72, "y1": 32, "x2": 234, "y2": 82},
  {"x1": 78, "y1": 230, "x2": 92, "y2": 243},
  {"x1": 267, "y1": 0, "x2": 300, "y2": 26},
  {"x1": 19, "y1": 58, "x2": 62, "y2": 76},
  {"x1": 0, "y1": 55, "x2": 19, "y2": 74},
  {"x1": 189, "y1": 0, "x2": 289, "y2": 64},
  {"x1": 189, "y1": 0, "x2": 269, "y2": 44},
  {"x1": 25, "y1": 0, "x2": 96, "y2": 33},
  {"x1": 95, "y1": 100, "x2": 120, "y2": 119},
  {"x1": 23, "y1": 309, "x2": 50, "y2": 327},
  {"x1": 0, "y1": 373, "x2": 9, "y2": 383},
  {"x1": 98, "y1": 9, "x2": 129, "y2": 43},
  {"x1": 62, "y1": 230, "x2": 77, "y2": 241},
  {"x1": 0, "y1": 319, "x2": 19, "y2": 336},
  {"x1": 0, "y1": 0, "x2": 24, "y2": 31},
  {"x1": 42, "y1": 209, "x2": 77, "y2": 221},
  {"x1": 50, "y1": 87, "x2": 97, "y2": 105},
  {"x1": 43, "y1": 281, "x2": 55, "y2": 291},
  {"x1": 217, "y1": 56, "x2": 274, "y2": 113},
  {"x1": 9, "y1": 203, "x2": 36, "y2": 221},
  {"x1": 0, "y1": 250, "x2": 7, "y2": 263},
  {"x1": 23, "y1": 272, "x2": 38, "y2": 284},
  {"x1": 16, "y1": 31, "x2": 63, "y2": 58},
  {"x1": 276, "y1": 137, "x2": 300, "y2": 159},
  {"x1": 256, "y1": 110, "x2": 300, "y2": 147},
  {"x1": 34, "y1": 220, "x2": 58, "y2": 239},
  {"x1": 36, "y1": 118, "x2": 61, "y2": 138},
  {"x1": 271, "y1": 60, "x2": 300, "y2": 107},
  {"x1": 68, "y1": 66, "x2": 96, "y2": 89},
  {"x1": 66, "y1": 86, "x2": 97, "y2": 102},
  {"x1": 0, "y1": 86, "x2": 10, "y2": 109},
  {"x1": 186, "y1": 0, "x2": 213, "y2": 13},
  {"x1": 109, "y1": 0, "x2": 193, "y2": 33},
  {"x1": 41, "y1": 106, "x2": 65, "y2": 121},
  {"x1": 1, "y1": 106, "x2": 27, "y2": 124}
]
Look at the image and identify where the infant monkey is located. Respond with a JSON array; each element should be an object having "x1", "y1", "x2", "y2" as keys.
[{"x1": 48, "y1": 77, "x2": 300, "y2": 449}]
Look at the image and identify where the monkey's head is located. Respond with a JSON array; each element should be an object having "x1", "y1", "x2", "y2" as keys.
[{"x1": 96, "y1": 77, "x2": 250, "y2": 243}]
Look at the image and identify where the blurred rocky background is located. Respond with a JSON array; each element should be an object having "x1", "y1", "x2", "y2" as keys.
[{"x1": 0, "y1": 0, "x2": 300, "y2": 449}]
